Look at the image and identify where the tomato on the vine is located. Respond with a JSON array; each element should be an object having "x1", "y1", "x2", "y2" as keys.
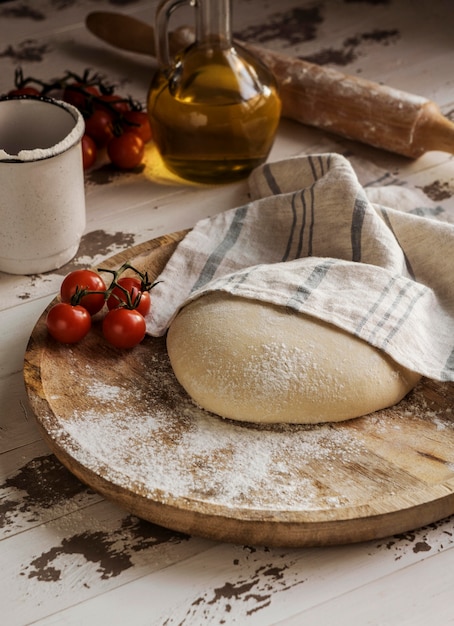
[
  {"x1": 122, "y1": 110, "x2": 152, "y2": 143},
  {"x1": 46, "y1": 302, "x2": 92, "y2": 344},
  {"x1": 97, "y1": 93, "x2": 130, "y2": 114},
  {"x1": 133, "y1": 290, "x2": 151, "y2": 317},
  {"x1": 106, "y1": 276, "x2": 151, "y2": 316},
  {"x1": 8, "y1": 86, "x2": 41, "y2": 96},
  {"x1": 107, "y1": 133, "x2": 145, "y2": 169},
  {"x1": 60, "y1": 269, "x2": 106, "y2": 315},
  {"x1": 81, "y1": 134, "x2": 97, "y2": 170},
  {"x1": 102, "y1": 308, "x2": 146, "y2": 349},
  {"x1": 63, "y1": 82, "x2": 100, "y2": 111},
  {"x1": 85, "y1": 109, "x2": 115, "y2": 148}
]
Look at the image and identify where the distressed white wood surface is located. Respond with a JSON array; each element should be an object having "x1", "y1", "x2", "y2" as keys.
[{"x1": 1, "y1": 0, "x2": 454, "y2": 624}]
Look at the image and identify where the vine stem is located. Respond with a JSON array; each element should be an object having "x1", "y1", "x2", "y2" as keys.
[{"x1": 67, "y1": 263, "x2": 161, "y2": 310}]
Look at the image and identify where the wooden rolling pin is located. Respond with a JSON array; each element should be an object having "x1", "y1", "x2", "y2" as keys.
[{"x1": 86, "y1": 11, "x2": 454, "y2": 158}]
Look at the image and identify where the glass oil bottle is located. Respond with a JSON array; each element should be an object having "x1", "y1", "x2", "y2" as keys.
[{"x1": 147, "y1": 0, "x2": 281, "y2": 184}]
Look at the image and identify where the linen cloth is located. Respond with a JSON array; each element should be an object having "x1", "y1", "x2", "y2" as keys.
[{"x1": 146, "y1": 153, "x2": 454, "y2": 382}]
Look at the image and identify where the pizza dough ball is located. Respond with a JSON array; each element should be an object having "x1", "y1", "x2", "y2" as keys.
[{"x1": 166, "y1": 292, "x2": 421, "y2": 424}]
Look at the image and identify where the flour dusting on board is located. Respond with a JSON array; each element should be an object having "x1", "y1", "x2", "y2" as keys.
[{"x1": 40, "y1": 335, "x2": 454, "y2": 516}]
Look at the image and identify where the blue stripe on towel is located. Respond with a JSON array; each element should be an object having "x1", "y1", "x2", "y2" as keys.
[
  {"x1": 354, "y1": 275, "x2": 400, "y2": 335},
  {"x1": 282, "y1": 192, "x2": 299, "y2": 262},
  {"x1": 366, "y1": 281, "x2": 425, "y2": 346},
  {"x1": 379, "y1": 207, "x2": 416, "y2": 279},
  {"x1": 191, "y1": 205, "x2": 249, "y2": 292},
  {"x1": 263, "y1": 163, "x2": 281, "y2": 195},
  {"x1": 308, "y1": 184, "x2": 316, "y2": 257},
  {"x1": 295, "y1": 190, "x2": 307, "y2": 259},
  {"x1": 351, "y1": 194, "x2": 367, "y2": 262},
  {"x1": 286, "y1": 259, "x2": 336, "y2": 308},
  {"x1": 378, "y1": 285, "x2": 426, "y2": 350}
]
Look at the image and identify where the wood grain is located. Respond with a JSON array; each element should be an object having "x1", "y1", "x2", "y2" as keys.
[{"x1": 23, "y1": 233, "x2": 454, "y2": 548}]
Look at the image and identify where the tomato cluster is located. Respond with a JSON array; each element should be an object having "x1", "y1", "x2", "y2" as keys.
[
  {"x1": 5, "y1": 68, "x2": 151, "y2": 171},
  {"x1": 46, "y1": 265, "x2": 158, "y2": 349}
]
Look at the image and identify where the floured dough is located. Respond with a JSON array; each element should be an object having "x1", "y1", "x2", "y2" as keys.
[{"x1": 166, "y1": 292, "x2": 421, "y2": 424}]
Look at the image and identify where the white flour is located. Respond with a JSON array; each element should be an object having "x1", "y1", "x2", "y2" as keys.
[{"x1": 41, "y1": 337, "x2": 454, "y2": 517}]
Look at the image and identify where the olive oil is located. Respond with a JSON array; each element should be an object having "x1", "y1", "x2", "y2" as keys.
[{"x1": 147, "y1": 0, "x2": 281, "y2": 184}]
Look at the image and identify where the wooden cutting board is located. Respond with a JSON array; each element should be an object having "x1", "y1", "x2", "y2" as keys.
[{"x1": 24, "y1": 232, "x2": 454, "y2": 548}]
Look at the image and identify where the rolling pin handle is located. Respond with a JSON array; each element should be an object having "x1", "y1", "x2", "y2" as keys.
[{"x1": 413, "y1": 101, "x2": 454, "y2": 156}]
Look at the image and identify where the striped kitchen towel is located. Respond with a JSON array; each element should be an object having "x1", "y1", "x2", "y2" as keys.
[{"x1": 146, "y1": 153, "x2": 454, "y2": 382}]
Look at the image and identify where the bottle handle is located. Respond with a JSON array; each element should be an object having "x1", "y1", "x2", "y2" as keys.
[{"x1": 156, "y1": 0, "x2": 196, "y2": 68}]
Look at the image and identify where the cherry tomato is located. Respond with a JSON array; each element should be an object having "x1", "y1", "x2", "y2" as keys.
[
  {"x1": 97, "y1": 93, "x2": 130, "y2": 114},
  {"x1": 133, "y1": 291, "x2": 151, "y2": 317},
  {"x1": 107, "y1": 133, "x2": 145, "y2": 169},
  {"x1": 8, "y1": 86, "x2": 41, "y2": 96},
  {"x1": 122, "y1": 110, "x2": 152, "y2": 143},
  {"x1": 46, "y1": 302, "x2": 91, "y2": 344},
  {"x1": 81, "y1": 134, "x2": 97, "y2": 170},
  {"x1": 102, "y1": 308, "x2": 146, "y2": 349},
  {"x1": 63, "y1": 82, "x2": 100, "y2": 111},
  {"x1": 60, "y1": 269, "x2": 106, "y2": 315},
  {"x1": 85, "y1": 109, "x2": 115, "y2": 148},
  {"x1": 106, "y1": 276, "x2": 151, "y2": 316}
]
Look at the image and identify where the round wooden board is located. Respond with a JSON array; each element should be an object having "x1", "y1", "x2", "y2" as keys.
[{"x1": 24, "y1": 232, "x2": 454, "y2": 548}]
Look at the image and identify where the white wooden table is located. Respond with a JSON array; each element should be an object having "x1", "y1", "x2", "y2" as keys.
[{"x1": 1, "y1": 1, "x2": 454, "y2": 624}]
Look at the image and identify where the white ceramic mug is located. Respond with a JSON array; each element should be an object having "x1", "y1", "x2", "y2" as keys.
[{"x1": 0, "y1": 95, "x2": 86, "y2": 275}]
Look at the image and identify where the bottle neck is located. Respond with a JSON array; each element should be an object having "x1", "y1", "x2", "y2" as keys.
[{"x1": 195, "y1": 0, "x2": 232, "y2": 48}]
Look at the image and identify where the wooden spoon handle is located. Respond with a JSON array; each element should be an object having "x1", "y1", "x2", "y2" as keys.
[
  {"x1": 86, "y1": 12, "x2": 157, "y2": 56},
  {"x1": 86, "y1": 11, "x2": 454, "y2": 158},
  {"x1": 85, "y1": 12, "x2": 193, "y2": 57}
]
